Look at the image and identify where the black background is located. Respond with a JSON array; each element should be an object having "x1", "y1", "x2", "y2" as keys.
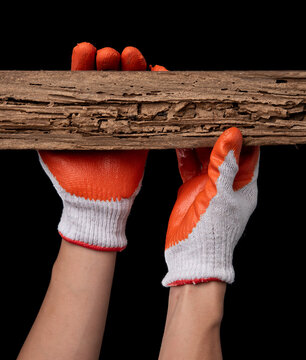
[{"x1": 1, "y1": 4, "x2": 305, "y2": 359}]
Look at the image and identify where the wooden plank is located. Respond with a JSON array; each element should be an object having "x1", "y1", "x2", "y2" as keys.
[{"x1": 0, "y1": 70, "x2": 305, "y2": 149}]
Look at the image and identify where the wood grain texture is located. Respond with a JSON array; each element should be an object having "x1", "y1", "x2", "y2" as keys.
[{"x1": 0, "y1": 70, "x2": 305, "y2": 149}]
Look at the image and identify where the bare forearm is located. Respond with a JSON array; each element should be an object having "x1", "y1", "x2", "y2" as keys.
[
  {"x1": 18, "y1": 240, "x2": 116, "y2": 360},
  {"x1": 159, "y1": 282, "x2": 226, "y2": 360}
]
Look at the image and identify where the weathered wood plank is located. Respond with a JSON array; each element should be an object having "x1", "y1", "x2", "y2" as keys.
[{"x1": 0, "y1": 70, "x2": 305, "y2": 149}]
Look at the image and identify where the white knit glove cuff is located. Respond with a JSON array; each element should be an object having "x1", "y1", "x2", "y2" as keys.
[
  {"x1": 58, "y1": 192, "x2": 136, "y2": 251},
  {"x1": 39, "y1": 153, "x2": 140, "y2": 251},
  {"x1": 162, "y1": 225, "x2": 239, "y2": 286}
]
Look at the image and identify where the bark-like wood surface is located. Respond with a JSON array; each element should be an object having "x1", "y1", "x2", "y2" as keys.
[{"x1": 0, "y1": 70, "x2": 305, "y2": 149}]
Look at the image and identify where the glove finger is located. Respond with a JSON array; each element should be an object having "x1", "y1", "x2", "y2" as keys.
[
  {"x1": 149, "y1": 64, "x2": 168, "y2": 71},
  {"x1": 195, "y1": 148, "x2": 212, "y2": 175},
  {"x1": 207, "y1": 127, "x2": 243, "y2": 192},
  {"x1": 121, "y1": 46, "x2": 147, "y2": 71},
  {"x1": 71, "y1": 42, "x2": 96, "y2": 71},
  {"x1": 96, "y1": 47, "x2": 121, "y2": 70},
  {"x1": 233, "y1": 146, "x2": 260, "y2": 191},
  {"x1": 176, "y1": 148, "x2": 202, "y2": 183}
]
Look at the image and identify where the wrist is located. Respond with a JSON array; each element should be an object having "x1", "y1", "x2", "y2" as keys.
[
  {"x1": 169, "y1": 281, "x2": 226, "y2": 327},
  {"x1": 51, "y1": 240, "x2": 117, "y2": 295},
  {"x1": 159, "y1": 282, "x2": 225, "y2": 359}
]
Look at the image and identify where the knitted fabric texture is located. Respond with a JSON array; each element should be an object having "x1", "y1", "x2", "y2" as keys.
[
  {"x1": 39, "y1": 153, "x2": 141, "y2": 251},
  {"x1": 162, "y1": 150, "x2": 259, "y2": 286}
]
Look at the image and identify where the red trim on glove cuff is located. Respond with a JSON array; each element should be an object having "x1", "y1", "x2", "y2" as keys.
[
  {"x1": 59, "y1": 232, "x2": 126, "y2": 252},
  {"x1": 167, "y1": 277, "x2": 224, "y2": 286}
]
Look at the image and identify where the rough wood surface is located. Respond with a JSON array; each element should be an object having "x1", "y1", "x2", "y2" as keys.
[{"x1": 0, "y1": 70, "x2": 305, "y2": 149}]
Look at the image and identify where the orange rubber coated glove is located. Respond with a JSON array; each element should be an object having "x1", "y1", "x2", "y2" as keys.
[
  {"x1": 38, "y1": 42, "x2": 157, "y2": 251},
  {"x1": 162, "y1": 127, "x2": 260, "y2": 286}
]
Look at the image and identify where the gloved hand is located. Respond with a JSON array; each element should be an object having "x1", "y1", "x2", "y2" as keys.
[
  {"x1": 39, "y1": 150, "x2": 147, "y2": 251},
  {"x1": 162, "y1": 127, "x2": 260, "y2": 286},
  {"x1": 39, "y1": 42, "x2": 152, "y2": 251}
]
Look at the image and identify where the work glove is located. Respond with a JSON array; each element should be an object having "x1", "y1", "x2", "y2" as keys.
[
  {"x1": 38, "y1": 42, "x2": 151, "y2": 251},
  {"x1": 162, "y1": 127, "x2": 260, "y2": 286}
]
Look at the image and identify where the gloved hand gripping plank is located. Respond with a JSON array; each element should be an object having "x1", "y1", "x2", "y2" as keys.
[{"x1": 39, "y1": 43, "x2": 155, "y2": 251}]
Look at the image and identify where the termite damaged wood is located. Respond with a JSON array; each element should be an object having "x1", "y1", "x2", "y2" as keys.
[{"x1": 0, "y1": 70, "x2": 305, "y2": 150}]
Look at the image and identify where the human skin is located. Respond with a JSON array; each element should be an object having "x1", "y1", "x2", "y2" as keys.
[
  {"x1": 17, "y1": 240, "x2": 116, "y2": 360},
  {"x1": 159, "y1": 282, "x2": 226, "y2": 360}
]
